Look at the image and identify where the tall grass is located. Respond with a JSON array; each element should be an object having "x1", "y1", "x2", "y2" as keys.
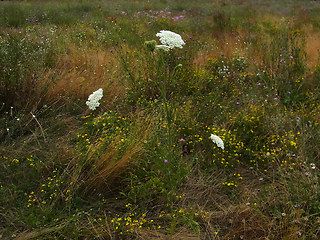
[
  {"x1": 1, "y1": 0, "x2": 320, "y2": 239},
  {"x1": 0, "y1": 32, "x2": 56, "y2": 137}
]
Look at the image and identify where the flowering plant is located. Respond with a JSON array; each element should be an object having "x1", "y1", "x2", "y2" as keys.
[
  {"x1": 156, "y1": 30, "x2": 185, "y2": 50},
  {"x1": 210, "y1": 134, "x2": 224, "y2": 150},
  {"x1": 86, "y1": 88, "x2": 103, "y2": 110},
  {"x1": 155, "y1": 44, "x2": 171, "y2": 52}
]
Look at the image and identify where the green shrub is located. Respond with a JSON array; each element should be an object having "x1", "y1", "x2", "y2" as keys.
[
  {"x1": 0, "y1": 34, "x2": 55, "y2": 109},
  {"x1": 1, "y1": 2, "x2": 27, "y2": 27}
]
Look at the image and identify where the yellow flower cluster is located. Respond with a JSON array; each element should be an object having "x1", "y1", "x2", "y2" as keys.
[
  {"x1": 78, "y1": 110, "x2": 132, "y2": 152},
  {"x1": 110, "y1": 210, "x2": 152, "y2": 235},
  {"x1": 27, "y1": 168, "x2": 65, "y2": 208}
]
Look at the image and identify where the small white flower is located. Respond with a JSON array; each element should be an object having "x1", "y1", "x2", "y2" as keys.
[
  {"x1": 210, "y1": 134, "x2": 224, "y2": 150},
  {"x1": 310, "y1": 163, "x2": 316, "y2": 169},
  {"x1": 156, "y1": 30, "x2": 185, "y2": 49},
  {"x1": 86, "y1": 88, "x2": 103, "y2": 110}
]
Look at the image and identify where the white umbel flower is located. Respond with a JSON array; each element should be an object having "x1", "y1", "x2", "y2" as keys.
[
  {"x1": 210, "y1": 134, "x2": 224, "y2": 150},
  {"x1": 86, "y1": 88, "x2": 103, "y2": 110},
  {"x1": 156, "y1": 30, "x2": 185, "y2": 49},
  {"x1": 155, "y1": 44, "x2": 171, "y2": 51}
]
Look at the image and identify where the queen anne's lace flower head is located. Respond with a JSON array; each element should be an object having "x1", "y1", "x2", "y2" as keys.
[
  {"x1": 155, "y1": 44, "x2": 171, "y2": 51},
  {"x1": 86, "y1": 88, "x2": 103, "y2": 110},
  {"x1": 210, "y1": 134, "x2": 224, "y2": 150},
  {"x1": 156, "y1": 30, "x2": 185, "y2": 49}
]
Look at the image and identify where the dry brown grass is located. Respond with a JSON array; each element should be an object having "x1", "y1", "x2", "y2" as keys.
[
  {"x1": 174, "y1": 166, "x2": 281, "y2": 240},
  {"x1": 221, "y1": 206, "x2": 269, "y2": 240},
  {"x1": 179, "y1": 168, "x2": 231, "y2": 209},
  {"x1": 15, "y1": 224, "x2": 66, "y2": 240},
  {"x1": 45, "y1": 45, "x2": 125, "y2": 107},
  {"x1": 137, "y1": 229, "x2": 200, "y2": 240},
  {"x1": 194, "y1": 12, "x2": 320, "y2": 72},
  {"x1": 305, "y1": 31, "x2": 320, "y2": 67}
]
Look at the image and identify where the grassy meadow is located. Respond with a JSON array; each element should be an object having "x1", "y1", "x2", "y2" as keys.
[{"x1": 0, "y1": 0, "x2": 320, "y2": 239}]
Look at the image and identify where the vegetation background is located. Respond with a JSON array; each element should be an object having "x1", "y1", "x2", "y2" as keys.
[{"x1": 0, "y1": 0, "x2": 319, "y2": 239}]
